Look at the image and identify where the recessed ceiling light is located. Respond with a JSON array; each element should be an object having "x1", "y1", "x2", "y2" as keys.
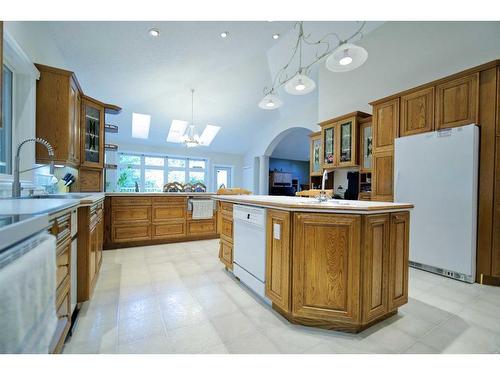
[
  {"x1": 220, "y1": 31, "x2": 229, "y2": 38},
  {"x1": 272, "y1": 33, "x2": 280, "y2": 40},
  {"x1": 149, "y1": 28, "x2": 160, "y2": 37}
]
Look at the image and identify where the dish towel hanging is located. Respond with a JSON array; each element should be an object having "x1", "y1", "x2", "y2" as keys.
[
  {"x1": 192, "y1": 200, "x2": 214, "y2": 220},
  {"x1": 0, "y1": 233, "x2": 58, "y2": 354}
]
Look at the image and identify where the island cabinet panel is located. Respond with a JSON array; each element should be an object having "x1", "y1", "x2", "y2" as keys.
[
  {"x1": 371, "y1": 150, "x2": 394, "y2": 202},
  {"x1": 361, "y1": 214, "x2": 390, "y2": 323},
  {"x1": 112, "y1": 206, "x2": 151, "y2": 224},
  {"x1": 436, "y1": 73, "x2": 479, "y2": 130},
  {"x1": 388, "y1": 212, "x2": 410, "y2": 310},
  {"x1": 112, "y1": 223, "x2": 151, "y2": 243},
  {"x1": 220, "y1": 215, "x2": 233, "y2": 242},
  {"x1": 218, "y1": 202, "x2": 234, "y2": 269},
  {"x1": 152, "y1": 205, "x2": 186, "y2": 222},
  {"x1": 372, "y1": 98, "x2": 399, "y2": 152},
  {"x1": 153, "y1": 222, "x2": 186, "y2": 239},
  {"x1": 292, "y1": 213, "x2": 361, "y2": 324},
  {"x1": 400, "y1": 87, "x2": 434, "y2": 137},
  {"x1": 265, "y1": 210, "x2": 291, "y2": 312},
  {"x1": 219, "y1": 238, "x2": 233, "y2": 270}
]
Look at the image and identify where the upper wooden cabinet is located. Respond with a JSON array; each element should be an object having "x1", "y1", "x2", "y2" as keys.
[
  {"x1": 436, "y1": 73, "x2": 479, "y2": 130},
  {"x1": 309, "y1": 131, "x2": 322, "y2": 176},
  {"x1": 372, "y1": 150, "x2": 394, "y2": 202},
  {"x1": 359, "y1": 118, "x2": 373, "y2": 172},
  {"x1": 81, "y1": 96, "x2": 105, "y2": 169},
  {"x1": 400, "y1": 87, "x2": 434, "y2": 137},
  {"x1": 372, "y1": 98, "x2": 399, "y2": 152},
  {"x1": 320, "y1": 111, "x2": 370, "y2": 169},
  {"x1": 35, "y1": 64, "x2": 83, "y2": 166}
]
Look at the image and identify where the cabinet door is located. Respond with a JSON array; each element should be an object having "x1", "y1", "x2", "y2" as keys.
[
  {"x1": 359, "y1": 122, "x2": 373, "y2": 172},
  {"x1": 292, "y1": 213, "x2": 361, "y2": 323},
  {"x1": 321, "y1": 123, "x2": 336, "y2": 168},
  {"x1": 389, "y1": 212, "x2": 409, "y2": 310},
  {"x1": 400, "y1": 87, "x2": 434, "y2": 137},
  {"x1": 372, "y1": 98, "x2": 399, "y2": 152},
  {"x1": 265, "y1": 210, "x2": 291, "y2": 312},
  {"x1": 220, "y1": 214, "x2": 233, "y2": 242},
  {"x1": 89, "y1": 224, "x2": 97, "y2": 285},
  {"x1": 436, "y1": 73, "x2": 479, "y2": 130},
  {"x1": 81, "y1": 100, "x2": 104, "y2": 168},
  {"x1": 96, "y1": 217, "x2": 103, "y2": 271},
  {"x1": 68, "y1": 80, "x2": 81, "y2": 165},
  {"x1": 219, "y1": 238, "x2": 233, "y2": 269},
  {"x1": 372, "y1": 150, "x2": 394, "y2": 202},
  {"x1": 338, "y1": 117, "x2": 358, "y2": 167},
  {"x1": 310, "y1": 134, "x2": 322, "y2": 175},
  {"x1": 362, "y1": 214, "x2": 390, "y2": 323}
]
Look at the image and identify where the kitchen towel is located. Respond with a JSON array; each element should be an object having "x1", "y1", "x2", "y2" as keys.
[
  {"x1": 0, "y1": 233, "x2": 58, "y2": 354},
  {"x1": 191, "y1": 199, "x2": 214, "y2": 220}
]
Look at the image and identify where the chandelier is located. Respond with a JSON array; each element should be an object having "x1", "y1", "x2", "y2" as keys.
[
  {"x1": 182, "y1": 89, "x2": 201, "y2": 147},
  {"x1": 258, "y1": 21, "x2": 368, "y2": 110}
]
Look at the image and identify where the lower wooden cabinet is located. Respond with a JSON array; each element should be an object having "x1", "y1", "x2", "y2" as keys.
[
  {"x1": 362, "y1": 214, "x2": 390, "y2": 323},
  {"x1": 112, "y1": 223, "x2": 151, "y2": 243},
  {"x1": 153, "y1": 222, "x2": 185, "y2": 239},
  {"x1": 218, "y1": 202, "x2": 234, "y2": 269},
  {"x1": 77, "y1": 200, "x2": 104, "y2": 302},
  {"x1": 372, "y1": 150, "x2": 394, "y2": 202},
  {"x1": 292, "y1": 213, "x2": 361, "y2": 324},
  {"x1": 265, "y1": 210, "x2": 291, "y2": 312},
  {"x1": 389, "y1": 212, "x2": 410, "y2": 310}
]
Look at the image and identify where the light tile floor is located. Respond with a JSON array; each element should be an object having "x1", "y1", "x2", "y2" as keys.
[{"x1": 63, "y1": 239, "x2": 500, "y2": 354}]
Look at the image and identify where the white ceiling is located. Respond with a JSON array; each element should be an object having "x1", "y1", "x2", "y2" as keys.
[
  {"x1": 270, "y1": 127, "x2": 312, "y2": 161},
  {"x1": 42, "y1": 21, "x2": 383, "y2": 155}
]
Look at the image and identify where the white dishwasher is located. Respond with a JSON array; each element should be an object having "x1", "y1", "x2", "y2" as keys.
[{"x1": 233, "y1": 205, "x2": 270, "y2": 303}]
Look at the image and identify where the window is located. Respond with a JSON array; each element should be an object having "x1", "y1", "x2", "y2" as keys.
[
  {"x1": 115, "y1": 153, "x2": 207, "y2": 192},
  {"x1": 0, "y1": 65, "x2": 13, "y2": 175}
]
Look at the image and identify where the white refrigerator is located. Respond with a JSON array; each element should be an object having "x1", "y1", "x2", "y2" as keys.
[{"x1": 394, "y1": 124, "x2": 479, "y2": 283}]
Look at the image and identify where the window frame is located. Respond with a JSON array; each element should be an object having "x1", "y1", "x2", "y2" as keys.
[
  {"x1": 116, "y1": 152, "x2": 208, "y2": 192},
  {"x1": 0, "y1": 61, "x2": 15, "y2": 179}
]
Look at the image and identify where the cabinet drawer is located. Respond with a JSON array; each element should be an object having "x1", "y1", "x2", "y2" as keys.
[
  {"x1": 112, "y1": 197, "x2": 152, "y2": 206},
  {"x1": 187, "y1": 219, "x2": 216, "y2": 235},
  {"x1": 153, "y1": 223, "x2": 186, "y2": 239},
  {"x1": 112, "y1": 224, "x2": 151, "y2": 243},
  {"x1": 220, "y1": 216, "x2": 233, "y2": 242},
  {"x1": 56, "y1": 242, "x2": 71, "y2": 289},
  {"x1": 219, "y1": 238, "x2": 233, "y2": 270},
  {"x1": 152, "y1": 196, "x2": 187, "y2": 206},
  {"x1": 220, "y1": 202, "x2": 233, "y2": 215},
  {"x1": 51, "y1": 213, "x2": 71, "y2": 247},
  {"x1": 112, "y1": 206, "x2": 151, "y2": 224},
  {"x1": 152, "y1": 206, "x2": 186, "y2": 222}
]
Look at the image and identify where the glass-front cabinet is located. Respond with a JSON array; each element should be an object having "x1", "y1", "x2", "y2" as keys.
[
  {"x1": 360, "y1": 121, "x2": 373, "y2": 172},
  {"x1": 338, "y1": 116, "x2": 357, "y2": 168},
  {"x1": 81, "y1": 97, "x2": 104, "y2": 168},
  {"x1": 309, "y1": 131, "x2": 322, "y2": 176},
  {"x1": 321, "y1": 122, "x2": 336, "y2": 168}
]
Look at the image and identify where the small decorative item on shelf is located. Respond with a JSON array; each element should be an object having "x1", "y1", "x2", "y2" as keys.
[
  {"x1": 104, "y1": 163, "x2": 117, "y2": 170},
  {"x1": 105, "y1": 144, "x2": 118, "y2": 151},
  {"x1": 104, "y1": 124, "x2": 118, "y2": 133}
]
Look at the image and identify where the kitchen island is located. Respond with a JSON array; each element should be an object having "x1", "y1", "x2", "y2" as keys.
[{"x1": 212, "y1": 195, "x2": 413, "y2": 333}]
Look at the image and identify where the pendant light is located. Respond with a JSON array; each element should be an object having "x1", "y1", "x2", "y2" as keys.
[
  {"x1": 258, "y1": 91, "x2": 283, "y2": 110},
  {"x1": 284, "y1": 71, "x2": 316, "y2": 95},
  {"x1": 325, "y1": 42, "x2": 368, "y2": 73},
  {"x1": 182, "y1": 89, "x2": 200, "y2": 147}
]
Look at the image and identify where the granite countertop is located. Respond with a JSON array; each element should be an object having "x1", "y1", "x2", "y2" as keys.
[{"x1": 211, "y1": 195, "x2": 413, "y2": 213}]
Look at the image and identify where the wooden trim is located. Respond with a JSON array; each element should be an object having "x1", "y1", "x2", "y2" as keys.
[
  {"x1": 369, "y1": 59, "x2": 500, "y2": 106},
  {"x1": 35, "y1": 63, "x2": 83, "y2": 93},
  {"x1": 308, "y1": 130, "x2": 321, "y2": 137},
  {"x1": 319, "y1": 111, "x2": 371, "y2": 127},
  {"x1": 81, "y1": 94, "x2": 121, "y2": 114}
]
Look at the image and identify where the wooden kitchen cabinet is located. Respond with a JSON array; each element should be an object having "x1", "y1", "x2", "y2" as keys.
[
  {"x1": 359, "y1": 120, "x2": 373, "y2": 173},
  {"x1": 320, "y1": 112, "x2": 370, "y2": 169},
  {"x1": 436, "y1": 73, "x2": 479, "y2": 130},
  {"x1": 400, "y1": 87, "x2": 434, "y2": 137},
  {"x1": 292, "y1": 213, "x2": 361, "y2": 325},
  {"x1": 81, "y1": 96, "x2": 105, "y2": 169},
  {"x1": 35, "y1": 64, "x2": 83, "y2": 167},
  {"x1": 371, "y1": 150, "x2": 394, "y2": 202},
  {"x1": 77, "y1": 200, "x2": 104, "y2": 302},
  {"x1": 389, "y1": 212, "x2": 409, "y2": 310},
  {"x1": 79, "y1": 167, "x2": 103, "y2": 192},
  {"x1": 265, "y1": 210, "x2": 291, "y2": 313},
  {"x1": 372, "y1": 98, "x2": 399, "y2": 152},
  {"x1": 309, "y1": 131, "x2": 322, "y2": 176},
  {"x1": 218, "y1": 201, "x2": 234, "y2": 269},
  {"x1": 362, "y1": 214, "x2": 390, "y2": 323}
]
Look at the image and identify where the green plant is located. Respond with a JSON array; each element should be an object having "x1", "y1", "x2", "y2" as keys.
[{"x1": 117, "y1": 166, "x2": 133, "y2": 188}]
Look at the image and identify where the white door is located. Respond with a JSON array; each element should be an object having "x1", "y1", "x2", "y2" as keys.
[{"x1": 213, "y1": 166, "x2": 232, "y2": 191}]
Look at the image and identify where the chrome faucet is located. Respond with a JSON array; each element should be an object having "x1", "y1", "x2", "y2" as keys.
[
  {"x1": 12, "y1": 138, "x2": 56, "y2": 197},
  {"x1": 317, "y1": 169, "x2": 329, "y2": 202}
]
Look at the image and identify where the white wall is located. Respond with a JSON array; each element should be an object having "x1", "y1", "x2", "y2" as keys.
[
  {"x1": 319, "y1": 21, "x2": 500, "y2": 121},
  {"x1": 108, "y1": 142, "x2": 245, "y2": 192}
]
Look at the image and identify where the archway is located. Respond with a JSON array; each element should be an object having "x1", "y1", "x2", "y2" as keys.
[{"x1": 259, "y1": 127, "x2": 313, "y2": 195}]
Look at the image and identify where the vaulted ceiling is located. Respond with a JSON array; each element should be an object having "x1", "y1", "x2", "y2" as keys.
[{"x1": 41, "y1": 21, "x2": 383, "y2": 154}]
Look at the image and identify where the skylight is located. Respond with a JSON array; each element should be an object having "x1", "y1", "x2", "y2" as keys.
[
  {"x1": 167, "y1": 120, "x2": 188, "y2": 143},
  {"x1": 199, "y1": 125, "x2": 221, "y2": 146},
  {"x1": 131, "y1": 113, "x2": 151, "y2": 139}
]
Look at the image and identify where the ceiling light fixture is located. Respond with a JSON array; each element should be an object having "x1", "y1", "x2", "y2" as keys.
[
  {"x1": 149, "y1": 28, "x2": 160, "y2": 37},
  {"x1": 131, "y1": 113, "x2": 151, "y2": 139},
  {"x1": 325, "y1": 42, "x2": 368, "y2": 72},
  {"x1": 258, "y1": 21, "x2": 367, "y2": 110},
  {"x1": 182, "y1": 89, "x2": 201, "y2": 148},
  {"x1": 220, "y1": 31, "x2": 229, "y2": 38}
]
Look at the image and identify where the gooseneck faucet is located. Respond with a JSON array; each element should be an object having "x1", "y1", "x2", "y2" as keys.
[
  {"x1": 12, "y1": 138, "x2": 55, "y2": 198},
  {"x1": 317, "y1": 169, "x2": 329, "y2": 202}
]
